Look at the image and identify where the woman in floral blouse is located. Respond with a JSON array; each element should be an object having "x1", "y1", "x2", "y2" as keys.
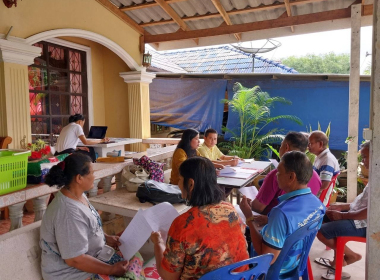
[{"x1": 151, "y1": 157, "x2": 249, "y2": 280}]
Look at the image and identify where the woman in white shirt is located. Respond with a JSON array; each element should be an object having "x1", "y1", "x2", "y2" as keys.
[{"x1": 55, "y1": 114, "x2": 108, "y2": 162}]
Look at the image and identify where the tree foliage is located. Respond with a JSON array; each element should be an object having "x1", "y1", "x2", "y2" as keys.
[
  {"x1": 281, "y1": 52, "x2": 350, "y2": 74},
  {"x1": 220, "y1": 83, "x2": 302, "y2": 159}
]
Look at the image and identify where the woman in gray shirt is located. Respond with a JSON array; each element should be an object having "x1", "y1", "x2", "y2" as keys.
[{"x1": 41, "y1": 153, "x2": 145, "y2": 280}]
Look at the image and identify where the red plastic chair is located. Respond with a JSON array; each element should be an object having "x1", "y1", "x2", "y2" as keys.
[
  {"x1": 319, "y1": 173, "x2": 340, "y2": 207},
  {"x1": 334, "y1": 236, "x2": 366, "y2": 280},
  {"x1": 307, "y1": 173, "x2": 340, "y2": 279}
]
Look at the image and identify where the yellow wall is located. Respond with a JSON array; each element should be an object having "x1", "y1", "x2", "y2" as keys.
[
  {"x1": 0, "y1": 0, "x2": 141, "y2": 66},
  {"x1": 103, "y1": 50, "x2": 131, "y2": 138},
  {"x1": 59, "y1": 37, "x2": 131, "y2": 138}
]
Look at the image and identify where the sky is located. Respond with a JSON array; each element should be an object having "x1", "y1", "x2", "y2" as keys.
[{"x1": 250, "y1": 26, "x2": 373, "y2": 74}]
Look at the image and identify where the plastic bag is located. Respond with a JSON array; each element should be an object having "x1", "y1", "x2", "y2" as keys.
[{"x1": 122, "y1": 165, "x2": 150, "y2": 192}]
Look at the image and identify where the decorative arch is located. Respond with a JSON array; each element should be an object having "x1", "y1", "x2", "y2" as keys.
[{"x1": 25, "y1": 29, "x2": 141, "y2": 71}]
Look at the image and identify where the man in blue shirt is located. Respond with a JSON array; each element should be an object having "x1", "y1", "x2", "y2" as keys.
[{"x1": 240, "y1": 151, "x2": 326, "y2": 273}]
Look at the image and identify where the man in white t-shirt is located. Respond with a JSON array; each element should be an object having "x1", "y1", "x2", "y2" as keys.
[{"x1": 315, "y1": 142, "x2": 370, "y2": 276}]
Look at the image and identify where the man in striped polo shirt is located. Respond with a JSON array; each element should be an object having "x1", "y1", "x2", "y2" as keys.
[{"x1": 308, "y1": 131, "x2": 340, "y2": 205}]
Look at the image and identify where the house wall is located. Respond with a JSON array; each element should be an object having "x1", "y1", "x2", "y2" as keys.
[{"x1": 0, "y1": 0, "x2": 141, "y2": 66}]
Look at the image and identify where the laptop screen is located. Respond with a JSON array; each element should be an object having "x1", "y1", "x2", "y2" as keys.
[{"x1": 87, "y1": 126, "x2": 107, "y2": 139}]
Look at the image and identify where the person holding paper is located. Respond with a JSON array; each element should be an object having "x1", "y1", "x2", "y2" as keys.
[
  {"x1": 152, "y1": 157, "x2": 249, "y2": 280},
  {"x1": 250, "y1": 132, "x2": 322, "y2": 222},
  {"x1": 170, "y1": 128, "x2": 201, "y2": 185},
  {"x1": 41, "y1": 153, "x2": 144, "y2": 280},
  {"x1": 197, "y1": 128, "x2": 239, "y2": 169},
  {"x1": 240, "y1": 151, "x2": 325, "y2": 273}
]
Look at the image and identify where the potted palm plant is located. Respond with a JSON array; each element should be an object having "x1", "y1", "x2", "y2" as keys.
[{"x1": 220, "y1": 83, "x2": 302, "y2": 159}]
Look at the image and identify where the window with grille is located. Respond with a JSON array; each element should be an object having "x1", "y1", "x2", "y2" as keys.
[{"x1": 28, "y1": 41, "x2": 88, "y2": 143}]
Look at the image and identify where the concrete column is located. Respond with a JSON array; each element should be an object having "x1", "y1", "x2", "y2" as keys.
[
  {"x1": 32, "y1": 194, "x2": 50, "y2": 221},
  {"x1": 115, "y1": 172, "x2": 123, "y2": 189},
  {"x1": 366, "y1": 1, "x2": 380, "y2": 278},
  {"x1": 346, "y1": 4, "x2": 361, "y2": 202},
  {"x1": 100, "y1": 175, "x2": 115, "y2": 221},
  {"x1": 0, "y1": 39, "x2": 41, "y2": 148},
  {"x1": 8, "y1": 201, "x2": 26, "y2": 231},
  {"x1": 119, "y1": 70, "x2": 156, "y2": 152},
  {"x1": 88, "y1": 179, "x2": 101, "y2": 198}
]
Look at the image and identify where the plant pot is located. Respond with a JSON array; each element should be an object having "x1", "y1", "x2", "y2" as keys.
[{"x1": 329, "y1": 192, "x2": 338, "y2": 204}]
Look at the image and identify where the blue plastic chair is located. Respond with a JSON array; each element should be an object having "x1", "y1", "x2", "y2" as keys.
[
  {"x1": 266, "y1": 216, "x2": 323, "y2": 280},
  {"x1": 199, "y1": 254, "x2": 273, "y2": 280}
]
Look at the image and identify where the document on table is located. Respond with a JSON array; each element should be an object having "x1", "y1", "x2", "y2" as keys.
[
  {"x1": 118, "y1": 202, "x2": 179, "y2": 260},
  {"x1": 239, "y1": 186, "x2": 259, "y2": 200},
  {"x1": 219, "y1": 166, "x2": 236, "y2": 175},
  {"x1": 240, "y1": 161, "x2": 271, "y2": 170}
]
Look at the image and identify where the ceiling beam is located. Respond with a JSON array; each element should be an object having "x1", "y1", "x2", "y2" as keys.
[
  {"x1": 210, "y1": 0, "x2": 241, "y2": 41},
  {"x1": 95, "y1": 0, "x2": 144, "y2": 34},
  {"x1": 284, "y1": 0, "x2": 295, "y2": 32},
  {"x1": 145, "y1": 4, "x2": 373, "y2": 43},
  {"x1": 139, "y1": 0, "x2": 329, "y2": 28},
  {"x1": 153, "y1": 0, "x2": 199, "y2": 44},
  {"x1": 120, "y1": 0, "x2": 186, "y2": 11}
]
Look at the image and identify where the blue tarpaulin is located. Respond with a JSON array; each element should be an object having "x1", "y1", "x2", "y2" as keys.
[
  {"x1": 225, "y1": 79, "x2": 370, "y2": 151},
  {"x1": 150, "y1": 78, "x2": 227, "y2": 133}
]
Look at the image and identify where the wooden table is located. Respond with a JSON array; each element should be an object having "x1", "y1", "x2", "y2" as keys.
[{"x1": 88, "y1": 188, "x2": 190, "y2": 218}]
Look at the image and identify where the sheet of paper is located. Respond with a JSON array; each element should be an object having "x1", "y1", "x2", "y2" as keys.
[
  {"x1": 269, "y1": 159, "x2": 279, "y2": 168},
  {"x1": 240, "y1": 161, "x2": 271, "y2": 170},
  {"x1": 219, "y1": 172, "x2": 254, "y2": 180},
  {"x1": 141, "y1": 202, "x2": 179, "y2": 242},
  {"x1": 239, "y1": 186, "x2": 259, "y2": 200},
  {"x1": 219, "y1": 166, "x2": 236, "y2": 175},
  {"x1": 234, "y1": 205, "x2": 260, "y2": 224},
  {"x1": 119, "y1": 209, "x2": 152, "y2": 260},
  {"x1": 217, "y1": 177, "x2": 247, "y2": 186}
]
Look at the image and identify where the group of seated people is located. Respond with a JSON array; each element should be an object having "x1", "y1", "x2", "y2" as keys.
[{"x1": 39, "y1": 128, "x2": 369, "y2": 280}]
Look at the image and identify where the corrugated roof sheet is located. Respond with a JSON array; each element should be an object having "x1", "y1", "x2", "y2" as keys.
[
  {"x1": 107, "y1": 0, "x2": 373, "y2": 49},
  {"x1": 148, "y1": 45, "x2": 297, "y2": 74},
  {"x1": 111, "y1": 0, "x2": 364, "y2": 34}
]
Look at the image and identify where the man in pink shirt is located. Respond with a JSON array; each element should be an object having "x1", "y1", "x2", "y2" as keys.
[{"x1": 250, "y1": 131, "x2": 322, "y2": 225}]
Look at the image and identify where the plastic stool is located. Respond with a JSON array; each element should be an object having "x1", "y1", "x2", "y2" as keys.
[{"x1": 335, "y1": 236, "x2": 366, "y2": 280}]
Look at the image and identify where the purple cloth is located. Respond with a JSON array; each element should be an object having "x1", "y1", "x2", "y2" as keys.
[
  {"x1": 133, "y1": 155, "x2": 166, "y2": 183},
  {"x1": 255, "y1": 169, "x2": 322, "y2": 215}
]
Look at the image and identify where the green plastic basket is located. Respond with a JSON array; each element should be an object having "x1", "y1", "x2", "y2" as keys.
[{"x1": 0, "y1": 149, "x2": 31, "y2": 195}]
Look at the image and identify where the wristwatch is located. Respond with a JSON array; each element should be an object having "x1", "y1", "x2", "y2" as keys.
[{"x1": 246, "y1": 216, "x2": 255, "y2": 222}]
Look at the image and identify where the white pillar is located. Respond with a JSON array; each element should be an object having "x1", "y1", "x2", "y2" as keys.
[
  {"x1": 88, "y1": 179, "x2": 101, "y2": 198},
  {"x1": 32, "y1": 194, "x2": 50, "y2": 221},
  {"x1": 119, "y1": 70, "x2": 156, "y2": 151},
  {"x1": 8, "y1": 201, "x2": 26, "y2": 231},
  {"x1": 100, "y1": 176, "x2": 115, "y2": 221},
  {"x1": 0, "y1": 38, "x2": 41, "y2": 148},
  {"x1": 366, "y1": 1, "x2": 380, "y2": 278},
  {"x1": 347, "y1": 4, "x2": 361, "y2": 202}
]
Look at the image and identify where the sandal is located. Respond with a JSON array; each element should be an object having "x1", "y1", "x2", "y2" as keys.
[
  {"x1": 321, "y1": 268, "x2": 351, "y2": 279},
  {"x1": 314, "y1": 257, "x2": 334, "y2": 269}
]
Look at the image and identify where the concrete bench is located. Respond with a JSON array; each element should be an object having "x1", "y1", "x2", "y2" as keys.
[
  {"x1": 0, "y1": 219, "x2": 158, "y2": 280},
  {"x1": 0, "y1": 221, "x2": 43, "y2": 280}
]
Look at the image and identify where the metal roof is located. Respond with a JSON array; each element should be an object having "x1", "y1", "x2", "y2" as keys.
[
  {"x1": 148, "y1": 45, "x2": 297, "y2": 73},
  {"x1": 106, "y1": 0, "x2": 373, "y2": 50}
]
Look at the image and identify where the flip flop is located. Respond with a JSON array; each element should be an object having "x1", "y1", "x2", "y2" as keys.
[
  {"x1": 321, "y1": 268, "x2": 351, "y2": 279},
  {"x1": 314, "y1": 257, "x2": 334, "y2": 269}
]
